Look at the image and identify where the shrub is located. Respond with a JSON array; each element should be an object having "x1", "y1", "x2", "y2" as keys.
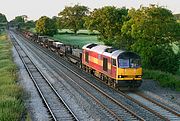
[{"x1": 143, "y1": 69, "x2": 180, "y2": 91}]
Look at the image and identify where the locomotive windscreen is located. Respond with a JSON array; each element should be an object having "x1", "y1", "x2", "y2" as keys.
[{"x1": 118, "y1": 52, "x2": 141, "y2": 68}]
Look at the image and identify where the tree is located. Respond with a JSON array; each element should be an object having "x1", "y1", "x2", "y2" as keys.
[
  {"x1": 35, "y1": 16, "x2": 57, "y2": 36},
  {"x1": 52, "y1": 16, "x2": 59, "y2": 29},
  {"x1": 9, "y1": 15, "x2": 29, "y2": 29},
  {"x1": 0, "y1": 13, "x2": 7, "y2": 23},
  {"x1": 84, "y1": 6, "x2": 128, "y2": 45},
  {"x1": 14, "y1": 16, "x2": 25, "y2": 28},
  {"x1": 24, "y1": 20, "x2": 35, "y2": 29},
  {"x1": 0, "y1": 13, "x2": 7, "y2": 31},
  {"x1": 121, "y1": 5, "x2": 180, "y2": 73},
  {"x1": 58, "y1": 4, "x2": 89, "y2": 34}
]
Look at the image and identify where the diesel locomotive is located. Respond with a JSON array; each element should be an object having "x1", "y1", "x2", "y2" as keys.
[{"x1": 21, "y1": 31, "x2": 142, "y2": 89}]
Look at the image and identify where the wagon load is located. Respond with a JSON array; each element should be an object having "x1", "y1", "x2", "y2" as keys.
[
  {"x1": 72, "y1": 49, "x2": 82, "y2": 58},
  {"x1": 38, "y1": 36, "x2": 48, "y2": 46},
  {"x1": 53, "y1": 42, "x2": 63, "y2": 48}
]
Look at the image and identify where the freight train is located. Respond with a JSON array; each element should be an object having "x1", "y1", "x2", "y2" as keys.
[{"x1": 21, "y1": 31, "x2": 142, "y2": 89}]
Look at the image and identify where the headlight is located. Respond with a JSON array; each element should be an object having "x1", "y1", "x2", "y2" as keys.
[{"x1": 118, "y1": 75, "x2": 124, "y2": 78}]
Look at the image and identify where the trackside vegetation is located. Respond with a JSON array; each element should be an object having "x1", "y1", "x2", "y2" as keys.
[
  {"x1": 143, "y1": 69, "x2": 180, "y2": 91},
  {"x1": 0, "y1": 32, "x2": 25, "y2": 120}
]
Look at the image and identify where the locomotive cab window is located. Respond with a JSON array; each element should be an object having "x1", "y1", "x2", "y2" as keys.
[
  {"x1": 112, "y1": 59, "x2": 116, "y2": 66},
  {"x1": 130, "y1": 59, "x2": 141, "y2": 68},
  {"x1": 85, "y1": 52, "x2": 89, "y2": 63}
]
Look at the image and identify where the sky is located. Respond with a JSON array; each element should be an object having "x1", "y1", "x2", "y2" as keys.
[{"x1": 0, "y1": 0, "x2": 180, "y2": 21}]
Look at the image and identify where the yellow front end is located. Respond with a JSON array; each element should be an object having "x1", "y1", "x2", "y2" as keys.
[{"x1": 116, "y1": 68, "x2": 142, "y2": 81}]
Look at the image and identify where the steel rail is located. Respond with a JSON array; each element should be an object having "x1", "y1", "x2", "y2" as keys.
[
  {"x1": 16, "y1": 31, "x2": 145, "y2": 121},
  {"x1": 10, "y1": 32, "x2": 79, "y2": 121},
  {"x1": 136, "y1": 92, "x2": 180, "y2": 117},
  {"x1": 18, "y1": 30, "x2": 180, "y2": 121}
]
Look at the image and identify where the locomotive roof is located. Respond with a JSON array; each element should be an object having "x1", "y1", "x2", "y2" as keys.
[
  {"x1": 83, "y1": 43, "x2": 126, "y2": 58},
  {"x1": 83, "y1": 43, "x2": 110, "y2": 54},
  {"x1": 111, "y1": 50, "x2": 124, "y2": 59},
  {"x1": 91, "y1": 45, "x2": 110, "y2": 54}
]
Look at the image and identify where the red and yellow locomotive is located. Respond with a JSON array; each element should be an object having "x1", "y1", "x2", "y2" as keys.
[
  {"x1": 82, "y1": 43, "x2": 142, "y2": 88},
  {"x1": 21, "y1": 30, "x2": 142, "y2": 89}
]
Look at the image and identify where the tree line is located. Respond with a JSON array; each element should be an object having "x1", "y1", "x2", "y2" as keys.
[
  {"x1": 2, "y1": 4, "x2": 180, "y2": 74},
  {"x1": 35, "y1": 4, "x2": 180, "y2": 74}
]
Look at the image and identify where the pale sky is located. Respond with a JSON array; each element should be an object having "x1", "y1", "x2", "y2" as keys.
[{"x1": 0, "y1": 0, "x2": 180, "y2": 21}]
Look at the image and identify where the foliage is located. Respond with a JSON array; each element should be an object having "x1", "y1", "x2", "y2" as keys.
[
  {"x1": 52, "y1": 16, "x2": 59, "y2": 29},
  {"x1": 13, "y1": 16, "x2": 26, "y2": 28},
  {"x1": 24, "y1": 20, "x2": 35, "y2": 30},
  {"x1": 0, "y1": 13, "x2": 7, "y2": 23},
  {"x1": 121, "y1": 5, "x2": 180, "y2": 73},
  {"x1": 84, "y1": 6, "x2": 128, "y2": 45},
  {"x1": 0, "y1": 33, "x2": 25, "y2": 120},
  {"x1": 9, "y1": 15, "x2": 31, "y2": 29},
  {"x1": 0, "y1": 13, "x2": 7, "y2": 31},
  {"x1": 58, "y1": 4, "x2": 89, "y2": 34},
  {"x1": 143, "y1": 69, "x2": 180, "y2": 91},
  {"x1": 35, "y1": 16, "x2": 57, "y2": 36}
]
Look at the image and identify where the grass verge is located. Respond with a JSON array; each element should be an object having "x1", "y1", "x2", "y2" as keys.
[
  {"x1": 0, "y1": 32, "x2": 25, "y2": 120},
  {"x1": 143, "y1": 69, "x2": 180, "y2": 91}
]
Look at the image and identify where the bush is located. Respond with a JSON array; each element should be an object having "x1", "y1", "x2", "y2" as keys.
[
  {"x1": 143, "y1": 69, "x2": 180, "y2": 91},
  {"x1": 132, "y1": 41, "x2": 180, "y2": 74},
  {"x1": 150, "y1": 45, "x2": 180, "y2": 74}
]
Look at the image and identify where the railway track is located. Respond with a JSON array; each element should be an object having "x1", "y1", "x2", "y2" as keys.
[
  {"x1": 126, "y1": 91, "x2": 180, "y2": 121},
  {"x1": 13, "y1": 31, "x2": 180, "y2": 121},
  {"x1": 10, "y1": 32, "x2": 79, "y2": 121},
  {"x1": 12, "y1": 31, "x2": 145, "y2": 120}
]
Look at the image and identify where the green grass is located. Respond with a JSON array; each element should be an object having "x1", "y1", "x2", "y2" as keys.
[
  {"x1": 0, "y1": 33, "x2": 25, "y2": 120},
  {"x1": 143, "y1": 69, "x2": 180, "y2": 91},
  {"x1": 53, "y1": 34, "x2": 103, "y2": 48}
]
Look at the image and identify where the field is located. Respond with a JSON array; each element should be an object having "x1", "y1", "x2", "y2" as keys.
[
  {"x1": 0, "y1": 32, "x2": 25, "y2": 120},
  {"x1": 53, "y1": 34, "x2": 103, "y2": 48}
]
